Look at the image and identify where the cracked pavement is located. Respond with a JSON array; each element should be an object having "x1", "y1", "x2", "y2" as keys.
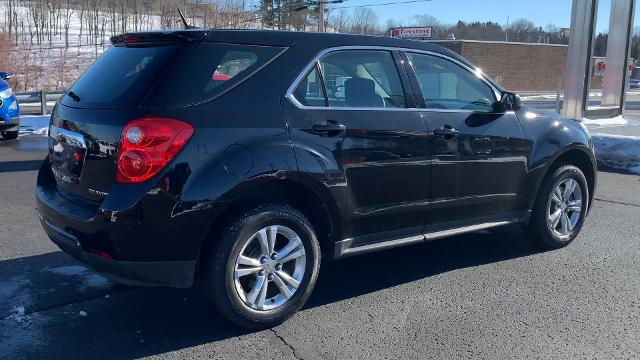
[{"x1": 1, "y1": 136, "x2": 639, "y2": 360}]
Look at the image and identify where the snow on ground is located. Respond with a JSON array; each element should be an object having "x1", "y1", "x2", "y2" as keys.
[
  {"x1": 520, "y1": 90, "x2": 640, "y2": 102},
  {"x1": 0, "y1": 1, "x2": 156, "y2": 90},
  {"x1": 592, "y1": 134, "x2": 640, "y2": 174},
  {"x1": 519, "y1": 90, "x2": 620, "y2": 101},
  {"x1": 43, "y1": 265, "x2": 110, "y2": 291},
  {"x1": 0, "y1": 275, "x2": 33, "y2": 318},
  {"x1": 1, "y1": 311, "x2": 48, "y2": 356},
  {"x1": 0, "y1": 264, "x2": 110, "y2": 354},
  {"x1": 0, "y1": 274, "x2": 48, "y2": 354},
  {"x1": 582, "y1": 115, "x2": 629, "y2": 127},
  {"x1": 520, "y1": 94, "x2": 561, "y2": 101},
  {"x1": 19, "y1": 115, "x2": 50, "y2": 135}
]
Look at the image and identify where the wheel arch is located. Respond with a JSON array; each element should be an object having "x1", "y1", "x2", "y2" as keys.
[
  {"x1": 531, "y1": 146, "x2": 596, "y2": 214},
  {"x1": 199, "y1": 175, "x2": 341, "y2": 266}
]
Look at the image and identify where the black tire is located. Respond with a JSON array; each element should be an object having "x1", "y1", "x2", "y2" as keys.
[
  {"x1": 201, "y1": 204, "x2": 321, "y2": 329},
  {"x1": 1, "y1": 130, "x2": 18, "y2": 140},
  {"x1": 526, "y1": 165, "x2": 589, "y2": 249}
]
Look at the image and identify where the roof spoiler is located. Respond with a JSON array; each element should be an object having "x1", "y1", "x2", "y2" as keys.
[{"x1": 110, "y1": 31, "x2": 206, "y2": 47}]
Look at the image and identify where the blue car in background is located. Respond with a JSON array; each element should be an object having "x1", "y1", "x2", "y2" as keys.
[{"x1": 0, "y1": 71, "x2": 20, "y2": 140}]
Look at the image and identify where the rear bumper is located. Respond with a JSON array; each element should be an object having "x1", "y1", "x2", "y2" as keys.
[
  {"x1": 35, "y1": 155, "x2": 205, "y2": 288},
  {"x1": 35, "y1": 146, "x2": 219, "y2": 288},
  {"x1": 37, "y1": 208, "x2": 196, "y2": 288}
]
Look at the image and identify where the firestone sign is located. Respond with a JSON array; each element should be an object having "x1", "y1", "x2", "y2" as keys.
[{"x1": 389, "y1": 27, "x2": 433, "y2": 39}]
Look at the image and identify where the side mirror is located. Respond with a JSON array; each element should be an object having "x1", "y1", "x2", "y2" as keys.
[
  {"x1": 0, "y1": 71, "x2": 14, "y2": 80},
  {"x1": 495, "y1": 91, "x2": 522, "y2": 112}
]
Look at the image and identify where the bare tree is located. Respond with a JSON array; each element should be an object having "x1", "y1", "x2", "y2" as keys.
[
  {"x1": 328, "y1": 8, "x2": 350, "y2": 33},
  {"x1": 350, "y1": 8, "x2": 379, "y2": 35}
]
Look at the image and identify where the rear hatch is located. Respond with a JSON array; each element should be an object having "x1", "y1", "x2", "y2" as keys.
[
  {"x1": 49, "y1": 31, "x2": 287, "y2": 202},
  {"x1": 50, "y1": 33, "x2": 201, "y2": 202}
]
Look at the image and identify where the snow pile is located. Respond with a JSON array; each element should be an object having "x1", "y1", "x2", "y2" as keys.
[
  {"x1": 592, "y1": 134, "x2": 640, "y2": 174},
  {"x1": 520, "y1": 94, "x2": 560, "y2": 101},
  {"x1": 19, "y1": 115, "x2": 50, "y2": 136},
  {"x1": 520, "y1": 90, "x2": 609, "y2": 102},
  {"x1": 582, "y1": 115, "x2": 629, "y2": 127}
]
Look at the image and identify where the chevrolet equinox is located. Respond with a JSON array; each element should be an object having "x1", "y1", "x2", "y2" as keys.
[{"x1": 36, "y1": 30, "x2": 597, "y2": 329}]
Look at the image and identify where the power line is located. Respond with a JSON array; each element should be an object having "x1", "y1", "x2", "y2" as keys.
[
  {"x1": 218, "y1": 1, "x2": 313, "y2": 29},
  {"x1": 223, "y1": 0, "x2": 434, "y2": 28},
  {"x1": 331, "y1": 0, "x2": 431, "y2": 10}
]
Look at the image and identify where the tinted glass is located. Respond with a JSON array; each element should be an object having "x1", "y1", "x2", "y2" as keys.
[
  {"x1": 292, "y1": 67, "x2": 326, "y2": 107},
  {"x1": 66, "y1": 45, "x2": 178, "y2": 108},
  {"x1": 318, "y1": 50, "x2": 406, "y2": 108},
  {"x1": 150, "y1": 43, "x2": 285, "y2": 107},
  {"x1": 407, "y1": 52, "x2": 496, "y2": 112}
]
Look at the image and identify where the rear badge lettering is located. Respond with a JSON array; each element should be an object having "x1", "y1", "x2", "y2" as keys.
[{"x1": 88, "y1": 188, "x2": 109, "y2": 197}]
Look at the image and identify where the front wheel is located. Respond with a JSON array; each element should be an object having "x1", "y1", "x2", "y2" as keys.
[
  {"x1": 1, "y1": 130, "x2": 18, "y2": 140},
  {"x1": 201, "y1": 204, "x2": 321, "y2": 329},
  {"x1": 526, "y1": 165, "x2": 589, "y2": 248}
]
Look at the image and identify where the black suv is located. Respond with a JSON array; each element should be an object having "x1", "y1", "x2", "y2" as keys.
[{"x1": 37, "y1": 30, "x2": 596, "y2": 328}]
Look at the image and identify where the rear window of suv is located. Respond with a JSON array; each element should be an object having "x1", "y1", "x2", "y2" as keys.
[
  {"x1": 148, "y1": 43, "x2": 286, "y2": 107},
  {"x1": 64, "y1": 45, "x2": 179, "y2": 109}
]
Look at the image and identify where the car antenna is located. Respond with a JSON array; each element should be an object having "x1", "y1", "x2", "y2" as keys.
[{"x1": 175, "y1": 2, "x2": 199, "y2": 29}]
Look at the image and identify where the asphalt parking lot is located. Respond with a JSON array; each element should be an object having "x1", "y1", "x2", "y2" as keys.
[{"x1": 1, "y1": 135, "x2": 639, "y2": 360}]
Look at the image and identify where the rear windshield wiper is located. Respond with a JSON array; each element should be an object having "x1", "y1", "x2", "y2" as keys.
[{"x1": 67, "y1": 91, "x2": 81, "y2": 102}]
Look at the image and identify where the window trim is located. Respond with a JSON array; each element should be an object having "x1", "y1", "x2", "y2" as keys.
[
  {"x1": 293, "y1": 63, "x2": 328, "y2": 107},
  {"x1": 286, "y1": 45, "x2": 501, "y2": 112}
]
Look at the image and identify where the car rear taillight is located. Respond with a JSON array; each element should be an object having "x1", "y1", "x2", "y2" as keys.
[{"x1": 116, "y1": 117, "x2": 193, "y2": 183}]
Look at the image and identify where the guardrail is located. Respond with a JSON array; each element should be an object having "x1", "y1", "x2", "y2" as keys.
[{"x1": 15, "y1": 90, "x2": 64, "y2": 116}]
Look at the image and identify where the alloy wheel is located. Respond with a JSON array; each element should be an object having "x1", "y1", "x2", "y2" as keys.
[
  {"x1": 547, "y1": 178, "x2": 583, "y2": 239},
  {"x1": 233, "y1": 225, "x2": 306, "y2": 311}
]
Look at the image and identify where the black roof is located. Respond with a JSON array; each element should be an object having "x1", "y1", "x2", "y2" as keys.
[
  {"x1": 201, "y1": 29, "x2": 443, "y2": 49},
  {"x1": 112, "y1": 29, "x2": 494, "y2": 85},
  {"x1": 117, "y1": 29, "x2": 467, "y2": 63}
]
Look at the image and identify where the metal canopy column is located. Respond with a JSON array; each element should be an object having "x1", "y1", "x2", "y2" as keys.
[
  {"x1": 562, "y1": 0, "x2": 598, "y2": 120},
  {"x1": 602, "y1": 0, "x2": 636, "y2": 108}
]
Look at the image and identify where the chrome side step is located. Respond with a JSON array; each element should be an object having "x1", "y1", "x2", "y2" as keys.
[
  {"x1": 340, "y1": 235, "x2": 425, "y2": 257},
  {"x1": 423, "y1": 220, "x2": 513, "y2": 241},
  {"x1": 335, "y1": 218, "x2": 518, "y2": 258}
]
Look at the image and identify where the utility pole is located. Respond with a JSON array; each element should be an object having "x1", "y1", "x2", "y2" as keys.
[
  {"x1": 505, "y1": 16, "x2": 509, "y2": 42},
  {"x1": 318, "y1": 0, "x2": 325, "y2": 32},
  {"x1": 303, "y1": 0, "x2": 342, "y2": 33}
]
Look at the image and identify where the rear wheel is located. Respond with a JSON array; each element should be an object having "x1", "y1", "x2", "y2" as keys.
[
  {"x1": 526, "y1": 165, "x2": 589, "y2": 248},
  {"x1": 201, "y1": 204, "x2": 320, "y2": 329},
  {"x1": 1, "y1": 130, "x2": 18, "y2": 140}
]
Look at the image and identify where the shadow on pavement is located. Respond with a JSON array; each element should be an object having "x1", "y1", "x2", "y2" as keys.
[
  {"x1": 1, "y1": 225, "x2": 543, "y2": 359},
  {"x1": 0, "y1": 134, "x2": 49, "y2": 153},
  {"x1": 0, "y1": 159, "x2": 44, "y2": 173}
]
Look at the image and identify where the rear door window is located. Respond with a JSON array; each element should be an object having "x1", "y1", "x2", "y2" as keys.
[
  {"x1": 318, "y1": 50, "x2": 407, "y2": 108},
  {"x1": 292, "y1": 67, "x2": 327, "y2": 107},
  {"x1": 149, "y1": 43, "x2": 286, "y2": 107}
]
